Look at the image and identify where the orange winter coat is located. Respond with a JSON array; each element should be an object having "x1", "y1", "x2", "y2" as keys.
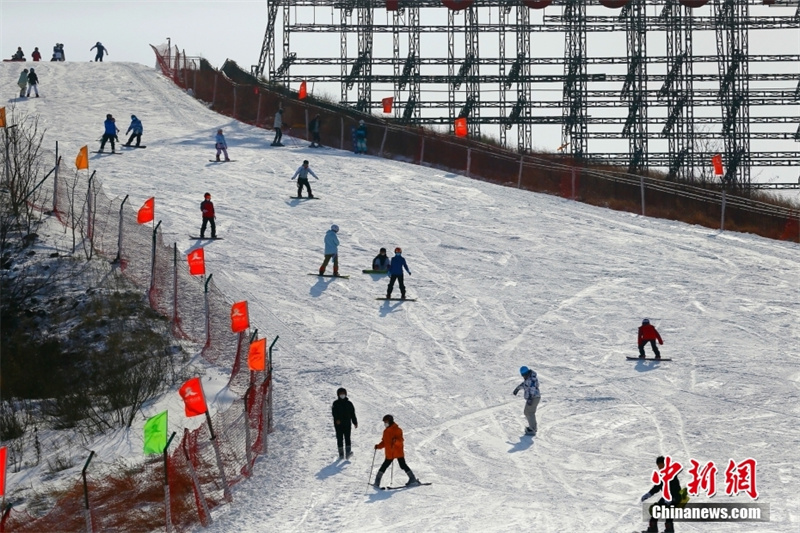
[{"x1": 376, "y1": 423, "x2": 405, "y2": 460}]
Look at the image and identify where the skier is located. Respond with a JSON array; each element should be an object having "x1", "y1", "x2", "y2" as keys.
[
  {"x1": 271, "y1": 104, "x2": 284, "y2": 146},
  {"x1": 641, "y1": 456, "x2": 681, "y2": 533},
  {"x1": 373, "y1": 415, "x2": 419, "y2": 488},
  {"x1": 331, "y1": 387, "x2": 358, "y2": 459},
  {"x1": 124, "y1": 115, "x2": 143, "y2": 147},
  {"x1": 31, "y1": 47, "x2": 41, "y2": 62},
  {"x1": 355, "y1": 119, "x2": 367, "y2": 154},
  {"x1": 99, "y1": 114, "x2": 119, "y2": 153},
  {"x1": 319, "y1": 224, "x2": 340, "y2": 276},
  {"x1": 200, "y1": 193, "x2": 216, "y2": 239},
  {"x1": 90, "y1": 42, "x2": 108, "y2": 62},
  {"x1": 386, "y1": 247, "x2": 410, "y2": 300},
  {"x1": 26, "y1": 68, "x2": 39, "y2": 97},
  {"x1": 309, "y1": 113, "x2": 322, "y2": 147},
  {"x1": 638, "y1": 318, "x2": 664, "y2": 359},
  {"x1": 372, "y1": 248, "x2": 390, "y2": 271},
  {"x1": 513, "y1": 366, "x2": 541, "y2": 436},
  {"x1": 214, "y1": 129, "x2": 230, "y2": 162},
  {"x1": 17, "y1": 69, "x2": 28, "y2": 98},
  {"x1": 291, "y1": 159, "x2": 319, "y2": 198}
]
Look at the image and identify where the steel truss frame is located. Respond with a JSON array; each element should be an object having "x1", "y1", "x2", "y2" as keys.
[{"x1": 254, "y1": 0, "x2": 800, "y2": 188}]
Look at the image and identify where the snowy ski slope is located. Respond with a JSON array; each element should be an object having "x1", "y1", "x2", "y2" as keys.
[{"x1": 2, "y1": 62, "x2": 799, "y2": 533}]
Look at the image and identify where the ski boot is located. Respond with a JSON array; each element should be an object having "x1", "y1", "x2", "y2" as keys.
[
  {"x1": 338, "y1": 446, "x2": 344, "y2": 460},
  {"x1": 345, "y1": 446, "x2": 353, "y2": 459},
  {"x1": 373, "y1": 471, "x2": 384, "y2": 489},
  {"x1": 405, "y1": 470, "x2": 420, "y2": 486}
]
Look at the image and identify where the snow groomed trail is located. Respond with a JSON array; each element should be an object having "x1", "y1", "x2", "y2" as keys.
[{"x1": 2, "y1": 62, "x2": 799, "y2": 533}]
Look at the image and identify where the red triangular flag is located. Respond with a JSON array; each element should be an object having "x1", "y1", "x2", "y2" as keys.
[
  {"x1": 187, "y1": 248, "x2": 205, "y2": 276},
  {"x1": 137, "y1": 197, "x2": 155, "y2": 224},
  {"x1": 0, "y1": 446, "x2": 7, "y2": 497},
  {"x1": 248, "y1": 338, "x2": 267, "y2": 371},
  {"x1": 299, "y1": 81, "x2": 308, "y2": 100},
  {"x1": 231, "y1": 301, "x2": 250, "y2": 333},
  {"x1": 179, "y1": 377, "x2": 208, "y2": 417},
  {"x1": 712, "y1": 154, "x2": 724, "y2": 176}
]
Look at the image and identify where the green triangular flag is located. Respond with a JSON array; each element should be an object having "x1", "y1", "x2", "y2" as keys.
[{"x1": 143, "y1": 411, "x2": 168, "y2": 455}]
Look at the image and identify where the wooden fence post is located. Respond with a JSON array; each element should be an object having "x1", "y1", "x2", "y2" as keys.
[
  {"x1": 640, "y1": 176, "x2": 646, "y2": 216},
  {"x1": 517, "y1": 157, "x2": 524, "y2": 189}
]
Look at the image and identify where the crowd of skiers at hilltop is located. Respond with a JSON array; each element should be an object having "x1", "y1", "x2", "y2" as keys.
[{"x1": 7, "y1": 42, "x2": 107, "y2": 62}]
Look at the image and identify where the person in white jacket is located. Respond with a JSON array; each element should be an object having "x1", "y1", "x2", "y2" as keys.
[
  {"x1": 291, "y1": 160, "x2": 319, "y2": 198},
  {"x1": 513, "y1": 366, "x2": 541, "y2": 436},
  {"x1": 272, "y1": 104, "x2": 284, "y2": 146}
]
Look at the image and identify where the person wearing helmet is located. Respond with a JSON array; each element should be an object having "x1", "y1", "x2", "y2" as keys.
[
  {"x1": 637, "y1": 318, "x2": 663, "y2": 359},
  {"x1": 513, "y1": 366, "x2": 541, "y2": 436},
  {"x1": 373, "y1": 415, "x2": 419, "y2": 488},
  {"x1": 290, "y1": 159, "x2": 319, "y2": 198},
  {"x1": 386, "y1": 247, "x2": 410, "y2": 299},
  {"x1": 200, "y1": 193, "x2": 216, "y2": 239},
  {"x1": 90, "y1": 42, "x2": 108, "y2": 62},
  {"x1": 372, "y1": 247, "x2": 390, "y2": 272},
  {"x1": 31, "y1": 47, "x2": 42, "y2": 62},
  {"x1": 331, "y1": 387, "x2": 358, "y2": 460},
  {"x1": 355, "y1": 119, "x2": 367, "y2": 154},
  {"x1": 124, "y1": 115, "x2": 143, "y2": 147},
  {"x1": 214, "y1": 129, "x2": 230, "y2": 162},
  {"x1": 99, "y1": 114, "x2": 119, "y2": 153},
  {"x1": 25, "y1": 68, "x2": 40, "y2": 97},
  {"x1": 641, "y1": 455, "x2": 683, "y2": 533},
  {"x1": 319, "y1": 224, "x2": 340, "y2": 276}
]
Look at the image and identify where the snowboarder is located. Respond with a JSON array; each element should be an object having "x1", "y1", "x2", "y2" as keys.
[
  {"x1": 513, "y1": 366, "x2": 541, "y2": 436},
  {"x1": 291, "y1": 159, "x2": 319, "y2": 198},
  {"x1": 31, "y1": 47, "x2": 41, "y2": 62},
  {"x1": 332, "y1": 387, "x2": 358, "y2": 459},
  {"x1": 200, "y1": 193, "x2": 216, "y2": 239},
  {"x1": 355, "y1": 119, "x2": 367, "y2": 154},
  {"x1": 319, "y1": 224, "x2": 340, "y2": 276},
  {"x1": 214, "y1": 129, "x2": 230, "y2": 162},
  {"x1": 99, "y1": 114, "x2": 119, "y2": 153},
  {"x1": 373, "y1": 415, "x2": 419, "y2": 488},
  {"x1": 386, "y1": 247, "x2": 410, "y2": 299},
  {"x1": 91, "y1": 42, "x2": 108, "y2": 62},
  {"x1": 641, "y1": 456, "x2": 682, "y2": 533},
  {"x1": 638, "y1": 318, "x2": 664, "y2": 359},
  {"x1": 26, "y1": 68, "x2": 39, "y2": 97},
  {"x1": 309, "y1": 113, "x2": 322, "y2": 147},
  {"x1": 11, "y1": 47, "x2": 24, "y2": 61},
  {"x1": 124, "y1": 115, "x2": 143, "y2": 147},
  {"x1": 17, "y1": 69, "x2": 28, "y2": 98},
  {"x1": 372, "y1": 248, "x2": 390, "y2": 271},
  {"x1": 272, "y1": 104, "x2": 284, "y2": 146}
]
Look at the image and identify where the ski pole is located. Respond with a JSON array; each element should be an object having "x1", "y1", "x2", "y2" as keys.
[
  {"x1": 390, "y1": 461, "x2": 394, "y2": 486},
  {"x1": 366, "y1": 448, "x2": 377, "y2": 495}
]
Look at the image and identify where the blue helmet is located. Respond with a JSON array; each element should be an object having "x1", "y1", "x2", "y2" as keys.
[
  {"x1": 519, "y1": 366, "x2": 530, "y2": 376},
  {"x1": 642, "y1": 318, "x2": 650, "y2": 325}
]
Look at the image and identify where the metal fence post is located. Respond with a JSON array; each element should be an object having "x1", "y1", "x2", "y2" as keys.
[
  {"x1": 640, "y1": 176, "x2": 646, "y2": 216},
  {"x1": 571, "y1": 167, "x2": 577, "y2": 200},
  {"x1": 243, "y1": 388, "x2": 253, "y2": 477},
  {"x1": 466, "y1": 148, "x2": 472, "y2": 178},
  {"x1": 114, "y1": 195, "x2": 128, "y2": 264},
  {"x1": 517, "y1": 157, "x2": 524, "y2": 189},
  {"x1": 340, "y1": 117, "x2": 344, "y2": 150},
  {"x1": 149, "y1": 220, "x2": 162, "y2": 300},
  {"x1": 379, "y1": 126, "x2": 388, "y2": 157},
  {"x1": 721, "y1": 189, "x2": 727, "y2": 232},
  {"x1": 204, "y1": 274, "x2": 213, "y2": 348},
  {"x1": 182, "y1": 429, "x2": 212, "y2": 526},
  {"x1": 82, "y1": 451, "x2": 95, "y2": 533}
]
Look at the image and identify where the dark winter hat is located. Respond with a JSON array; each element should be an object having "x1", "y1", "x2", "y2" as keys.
[
  {"x1": 642, "y1": 318, "x2": 650, "y2": 325},
  {"x1": 106, "y1": 114, "x2": 112, "y2": 119},
  {"x1": 380, "y1": 248, "x2": 386, "y2": 253},
  {"x1": 131, "y1": 115, "x2": 137, "y2": 120},
  {"x1": 337, "y1": 387, "x2": 347, "y2": 396},
  {"x1": 382, "y1": 414, "x2": 394, "y2": 424},
  {"x1": 303, "y1": 160, "x2": 309, "y2": 165},
  {"x1": 29, "y1": 68, "x2": 34, "y2": 72},
  {"x1": 204, "y1": 192, "x2": 211, "y2": 198}
]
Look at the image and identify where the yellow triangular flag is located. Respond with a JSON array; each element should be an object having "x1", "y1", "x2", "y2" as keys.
[{"x1": 75, "y1": 145, "x2": 89, "y2": 170}]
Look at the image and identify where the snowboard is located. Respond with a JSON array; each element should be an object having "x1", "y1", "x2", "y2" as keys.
[
  {"x1": 627, "y1": 356, "x2": 672, "y2": 362},
  {"x1": 122, "y1": 145, "x2": 146, "y2": 149},
  {"x1": 208, "y1": 160, "x2": 236, "y2": 163},
  {"x1": 91, "y1": 151, "x2": 122, "y2": 154},
  {"x1": 189, "y1": 236, "x2": 223, "y2": 240},
  {"x1": 375, "y1": 297, "x2": 416, "y2": 302},
  {"x1": 309, "y1": 273, "x2": 350, "y2": 279},
  {"x1": 289, "y1": 196, "x2": 320, "y2": 200},
  {"x1": 380, "y1": 482, "x2": 432, "y2": 491},
  {"x1": 362, "y1": 269, "x2": 388, "y2": 274}
]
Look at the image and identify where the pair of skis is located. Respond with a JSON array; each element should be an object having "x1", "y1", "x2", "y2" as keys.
[{"x1": 378, "y1": 482, "x2": 432, "y2": 491}]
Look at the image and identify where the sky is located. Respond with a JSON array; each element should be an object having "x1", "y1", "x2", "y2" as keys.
[{"x1": 2, "y1": 61, "x2": 799, "y2": 532}]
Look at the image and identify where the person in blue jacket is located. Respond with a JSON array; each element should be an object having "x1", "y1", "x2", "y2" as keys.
[
  {"x1": 91, "y1": 42, "x2": 108, "y2": 62},
  {"x1": 124, "y1": 115, "x2": 143, "y2": 147},
  {"x1": 99, "y1": 114, "x2": 119, "y2": 153},
  {"x1": 214, "y1": 129, "x2": 230, "y2": 162},
  {"x1": 355, "y1": 120, "x2": 367, "y2": 154},
  {"x1": 319, "y1": 224, "x2": 340, "y2": 276},
  {"x1": 386, "y1": 247, "x2": 410, "y2": 299}
]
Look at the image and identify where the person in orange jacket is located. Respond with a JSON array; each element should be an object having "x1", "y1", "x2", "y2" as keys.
[
  {"x1": 638, "y1": 318, "x2": 663, "y2": 359},
  {"x1": 373, "y1": 415, "x2": 419, "y2": 488}
]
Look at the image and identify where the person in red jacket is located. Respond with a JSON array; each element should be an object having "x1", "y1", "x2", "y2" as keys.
[
  {"x1": 373, "y1": 415, "x2": 419, "y2": 488},
  {"x1": 638, "y1": 318, "x2": 663, "y2": 359},
  {"x1": 200, "y1": 192, "x2": 216, "y2": 238},
  {"x1": 31, "y1": 47, "x2": 42, "y2": 61}
]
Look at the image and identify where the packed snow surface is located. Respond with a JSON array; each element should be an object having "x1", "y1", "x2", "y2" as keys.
[{"x1": 2, "y1": 62, "x2": 799, "y2": 533}]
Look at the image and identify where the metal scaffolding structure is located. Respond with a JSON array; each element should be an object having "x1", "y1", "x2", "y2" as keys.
[{"x1": 253, "y1": 0, "x2": 800, "y2": 188}]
